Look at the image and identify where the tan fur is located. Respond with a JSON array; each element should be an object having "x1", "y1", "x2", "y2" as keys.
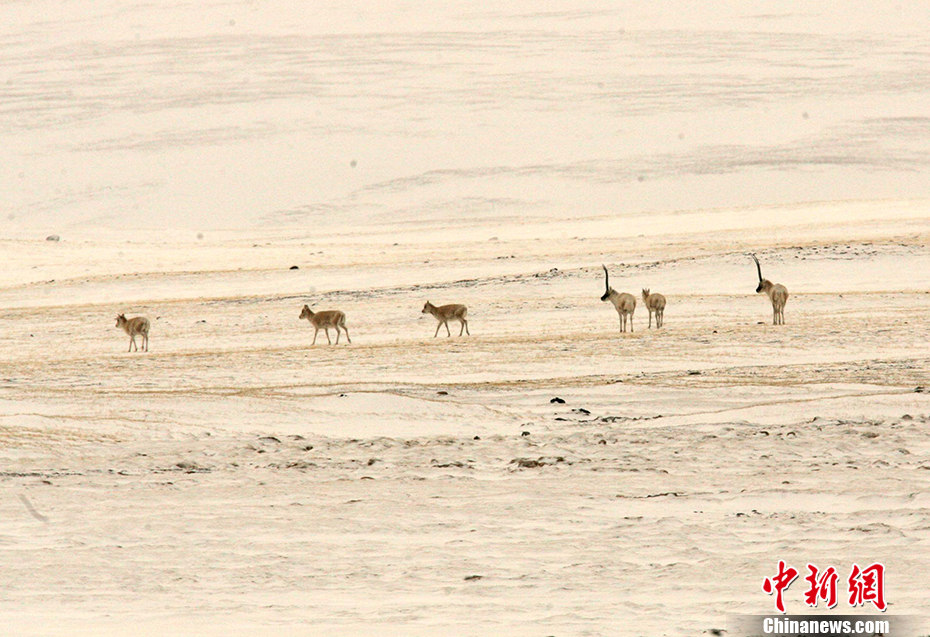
[
  {"x1": 600, "y1": 265, "x2": 636, "y2": 333},
  {"x1": 751, "y1": 254, "x2": 789, "y2": 325},
  {"x1": 758, "y1": 280, "x2": 789, "y2": 325},
  {"x1": 299, "y1": 305, "x2": 351, "y2": 345},
  {"x1": 422, "y1": 301, "x2": 469, "y2": 337},
  {"x1": 115, "y1": 314, "x2": 150, "y2": 352},
  {"x1": 641, "y1": 288, "x2": 667, "y2": 329}
]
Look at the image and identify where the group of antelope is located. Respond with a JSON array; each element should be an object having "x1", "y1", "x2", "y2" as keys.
[
  {"x1": 600, "y1": 265, "x2": 666, "y2": 332},
  {"x1": 295, "y1": 301, "x2": 469, "y2": 345},
  {"x1": 113, "y1": 300, "x2": 469, "y2": 351},
  {"x1": 599, "y1": 254, "x2": 788, "y2": 331},
  {"x1": 114, "y1": 255, "x2": 787, "y2": 351}
]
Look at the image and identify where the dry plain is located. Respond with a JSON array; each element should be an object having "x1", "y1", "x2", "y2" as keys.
[
  {"x1": 1, "y1": 203, "x2": 929, "y2": 635},
  {"x1": 3, "y1": 0, "x2": 930, "y2": 634}
]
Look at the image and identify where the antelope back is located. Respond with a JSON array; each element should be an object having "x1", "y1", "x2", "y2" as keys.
[
  {"x1": 310, "y1": 310, "x2": 345, "y2": 327},
  {"x1": 771, "y1": 284, "x2": 788, "y2": 304},
  {"x1": 436, "y1": 303, "x2": 466, "y2": 318},
  {"x1": 120, "y1": 316, "x2": 149, "y2": 334},
  {"x1": 617, "y1": 293, "x2": 636, "y2": 312},
  {"x1": 644, "y1": 291, "x2": 666, "y2": 310}
]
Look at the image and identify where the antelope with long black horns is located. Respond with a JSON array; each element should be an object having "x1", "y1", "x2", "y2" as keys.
[
  {"x1": 600, "y1": 264, "x2": 636, "y2": 332},
  {"x1": 751, "y1": 254, "x2": 788, "y2": 325}
]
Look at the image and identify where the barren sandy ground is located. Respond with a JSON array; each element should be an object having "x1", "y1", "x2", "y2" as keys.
[
  {"x1": 3, "y1": 1, "x2": 930, "y2": 634},
  {"x1": 1, "y1": 204, "x2": 929, "y2": 636}
]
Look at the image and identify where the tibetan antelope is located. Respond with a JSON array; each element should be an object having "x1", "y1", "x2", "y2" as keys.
[
  {"x1": 641, "y1": 289, "x2": 666, "y2": 328},
  {"x1": 751, "y1": 254, "x2": 788, "y2": 325},
  {"x1": 600, "y1": 265, "x2": 636, "y2": 332},
  {"x1": 299, "y1": 305, "x2": 351, "y2": 345},
  {"x1": 115, "y1": 314, "x2": 150, "y2": 352},
  {"x1": 422, "y1": 301, "x2": 469, "y2": 337}
]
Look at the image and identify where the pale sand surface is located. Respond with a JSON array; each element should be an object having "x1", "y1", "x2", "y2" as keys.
[
  {"x1": 3, "y1": 1, "x2": 930, "y2": 635},
  {"x1": 2, "y1": 202, "x2": 929, "y2": 635}
]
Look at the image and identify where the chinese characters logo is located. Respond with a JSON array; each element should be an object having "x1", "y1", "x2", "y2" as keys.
[{"x1": 762, "y1": 562, "x2": 885, "y2": 613}]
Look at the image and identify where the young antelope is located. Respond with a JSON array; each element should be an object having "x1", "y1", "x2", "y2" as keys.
[
  {"x1": 422, "y1": 301, "x2": 469, "y2": 337},
  {"x1": 600, "y1": 265, "x2": 636, "y2": 332},
  {"x1": 641, "y1": 288, "x2": 667, "y2": 328},
  {"x1": 751, "y1": 254, "x2": 788, "y2": 325},
  {"x1": 115, "y1": 313, "x2": 150, "y2": 352},
  {"x1": 299, "y1": 305, "x2": 351, "y2": 345}
]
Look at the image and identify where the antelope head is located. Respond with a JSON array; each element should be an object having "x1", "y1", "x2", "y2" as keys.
[
  {"x1": 641, "y1": 288, "x2": 651, "y2": 301},
  {"x1": 600, "y1": 265, "x2": 615, "y2": 302},
  {"x1": 115, "y1": 313, "x2": 126, "y2": 327},
  {"x1": 751, "y1": 254, "x2": 770, "y2": 293},
  {"x1": 422, "y1": 301, "x2": 435, "y2": 314},
  {"x1": 299, "y1": 304, "x2": 313, "y2": 320}
]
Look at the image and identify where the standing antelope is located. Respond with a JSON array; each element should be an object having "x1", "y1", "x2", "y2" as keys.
[
  {"x1": 600, "y1": 265, "x2": 636, "y2": 332},
  {"x1": 751, "y1": 254, "x2": 788, "y2": 325},
  {"x1": 422, "y1": 301, "x2": 469, "y2": 337},
  {"x1": 115, "y1": 313, "x2": 150, "y2": 352},
  {"x1": 641, "y1": 289, "x2": 666, "y2": 328},
  {"x1": 299, "y1": 305, "x2": 351, "y2": 345}
]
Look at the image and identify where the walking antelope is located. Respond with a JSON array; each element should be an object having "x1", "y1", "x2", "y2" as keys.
[
  {"x1": 299, "y1": 305, "x2": 351, "y2": 345},
  {"x1": 422, "y1": 301, "x2": 469, "y2": 337},
  {"x1": 751, "y1": 254, "x2": 788, "y2": 325},
  {"x1": 641, "y1": 289, "x2": 666, "y2": 328},
  {"x1": 600, "y1": 265, "x2": 636, "y2": 332},
  {"x1": 115, "y1": 314, "x2": 150, "y2": 352}
]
